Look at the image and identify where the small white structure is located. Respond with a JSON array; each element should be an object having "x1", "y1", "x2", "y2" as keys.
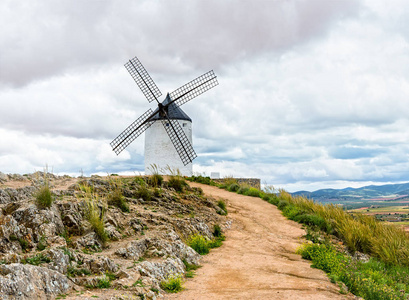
[
  {"x1": 144, "y1": 98, "x2": 193, "y2": 176},
  {"x1": 210, "y1": 172, "x2": 220, "y2": 179}
]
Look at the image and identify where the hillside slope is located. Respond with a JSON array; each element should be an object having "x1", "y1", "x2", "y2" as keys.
[{"x1": 168, "y1": 182, "x2": 354, "y2": 300}]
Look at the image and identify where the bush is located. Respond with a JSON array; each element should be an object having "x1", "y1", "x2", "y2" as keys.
[
  {"x1": 168, "y1": 176, "x2": 187, "y2": 192},
  {"x1": 36, "y1": 185, "x2": 53, "y2": 208},
  {"x1": 213, "y1": 224, "x2": 223, "y2": 237},
  {"x1": 228, "y1": 183, "x2": 240, "y2": 192},
  {"x1": 188, "y1": 234, "x2": 210, "y2": 255},
  {"x1": 108, "y1": 189, "x2": 129, "y2": 213},
  {"x1": 136, "y1": 185, "x2": 152, "y2": 201},
  {"x1": 160, "y1": 274, "x2": 184, "y2": 293},
  {"x1": 82, "y1": 188, "x2": 108, "y2": 246},
  {"x1": 237, "y1": 186, "x2": 250, "y2": 195},
  {"x1": 277, "y1": 199, "x2": 290, "y2": 210},
  {"x1": 22, "y1": 254, "x2": 51, "y2": 266},
  {"x1": 148, "y1": 174, "x2": 163, "y2": 187},
  {"x1": 216, "y1": 200, "x2": 227, "y2": 215},
  {"x1": 245, "y1": 187, "x2": 262, "y2": 197}
]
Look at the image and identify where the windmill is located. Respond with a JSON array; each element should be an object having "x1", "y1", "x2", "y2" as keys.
[{"x1": 110, "y1": 56, "x2": 218, "y2": 175}]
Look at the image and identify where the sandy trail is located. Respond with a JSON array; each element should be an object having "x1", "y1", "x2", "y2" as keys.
[{"x1": 168, "y1": 182, "x2": 353, "y2": 300}]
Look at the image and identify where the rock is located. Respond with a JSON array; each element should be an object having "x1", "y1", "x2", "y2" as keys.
[
  {"x1": 0, "y1": 172, "x2": 8, "y2": 182},
  {"x1": 0, "y1": 263, "x2": 71, "y2": 299},
  {"x1": 115, "y1": 238, "x2": 149, "y2": 260},
  {"x1": 137, "y1": 257, "x2": 185, "y2": 282},
  {"x1": 84, "y1": 256, "x2": 118, "y2": 274},
  {"x1": 43, "y1": 248, "x2": 70, "y2": 274},
  {"x1": 72, "y1": 232, "x2": 103, "y2": 250},
  {"x1": 0, "y1": 190, "x2": 11, "y2": 204}
]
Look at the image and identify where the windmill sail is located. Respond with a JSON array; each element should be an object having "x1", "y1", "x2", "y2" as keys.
[
  {"x1": 110, "y1": 108, "x2": 154, "y2": 155},
  {"x1": 124, "y1": 57, "x2": 162, "y2": 103},
  {"x1": 161, "y1": 119, "x2": 197, "y2": 165},
  {"x1": 169, "y1": 70, "x2": 218, "y2": 107}
]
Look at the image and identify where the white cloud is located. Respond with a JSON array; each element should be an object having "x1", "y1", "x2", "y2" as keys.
[{"x1": 1, "y1": 0, "x2": 409, "y2": 192}]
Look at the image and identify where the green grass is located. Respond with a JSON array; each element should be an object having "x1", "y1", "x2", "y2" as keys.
[
  {"x1": 36, "y1": 185, "x2": 54, "y2": 208},
  {"x1": 160, "y1": 274, "x2": 184, "y2": 293},
  {"x1": 297, "y1": 243, "x2": 409, "y2": 299},
  {"x1": 82, "y1": 185, "x2": 108, "y2": 246},
  {"x1": 217, "y1": 200, "x2": 227, "y2": 215},
  {"x1": 22, "y1": 253, "x2": 51, "y2": 266},
  {"x1": 187, "y1": 234, "x2": 225, "y2": 255},
  {"x1": 108, "y1": 188, "x2": 129, "y2": 213}
]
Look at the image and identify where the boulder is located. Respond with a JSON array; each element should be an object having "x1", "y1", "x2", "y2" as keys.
[{"x1": 0, "y1": 263, "x2": 71, "y2": 299}]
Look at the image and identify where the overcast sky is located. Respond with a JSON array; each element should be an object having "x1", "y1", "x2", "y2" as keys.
[{"x1": 1, "y1": 0, "x2": 409, "y2": 192}]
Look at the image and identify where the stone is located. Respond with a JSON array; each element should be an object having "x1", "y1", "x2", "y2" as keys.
[
  {"x1": 115, "y1": 238, "x2": 149, "y2": 260},
  {"x1": 43, "y1": 248, "x2": 70, "y2": 274},
  {"x1": 0, "y1": 263, "x2": 71, "y2": 299}
]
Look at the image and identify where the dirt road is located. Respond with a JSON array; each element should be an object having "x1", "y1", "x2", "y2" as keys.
[{"x1": 168, "y1": 182, "x2": 353, "y2": 300}]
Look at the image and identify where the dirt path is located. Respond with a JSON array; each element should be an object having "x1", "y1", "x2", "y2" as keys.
[{"x1": 168, "y1": 183, "x2": 354, "y2": 300}]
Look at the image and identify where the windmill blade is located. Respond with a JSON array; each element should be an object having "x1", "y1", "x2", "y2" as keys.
[
  {"x1": 111, "y1": 108, "x2": 154, "y2": 155},
  {"x1": 124, "y1": 57, "x2": 162, "y2": 103},
  {"x1": 161, "y1": 119, "x2": 197, "y2": 166},
  {"x1": 169, "y1": 70, "x2": 218, "y2": 107}
]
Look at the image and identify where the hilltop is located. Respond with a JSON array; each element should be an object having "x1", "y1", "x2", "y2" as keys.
[{"x1": 0, "y1": 172, "x2": 228, "y2": 299}]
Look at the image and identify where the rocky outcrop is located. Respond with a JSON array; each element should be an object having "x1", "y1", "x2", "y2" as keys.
[
  {"x1": 0, "y1": 173, "x2": 228, "y2": 299},
  {"x1": 0, "y1": 263, "x2": 71, "y2": 299}
]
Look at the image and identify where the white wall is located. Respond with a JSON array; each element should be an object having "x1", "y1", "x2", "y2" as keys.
[{"x1": 144, "y1": 120, "x2": 193, "y2": 176}]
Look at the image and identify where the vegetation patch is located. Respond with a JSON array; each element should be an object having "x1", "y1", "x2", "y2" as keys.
[
  {"x1": 160, "y1": 274, "x2": 184, "y2": 293},
  {"x1": 22, "y1": 253, "x2": 51, "y2": 266}
]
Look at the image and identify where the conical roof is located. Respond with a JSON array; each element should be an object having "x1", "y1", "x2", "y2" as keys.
[{"x1": 149, "y1": 94, "x2": 192, "y2": 122}]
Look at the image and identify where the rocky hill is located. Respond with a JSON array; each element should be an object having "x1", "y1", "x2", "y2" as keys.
[{"x1": 0, "y1": 172, "x2": 229, "y2": 299}]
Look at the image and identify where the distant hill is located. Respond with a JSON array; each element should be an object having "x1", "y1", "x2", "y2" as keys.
[{"x1": 292, "y1": 182, "x2": 409, "y2": 201}]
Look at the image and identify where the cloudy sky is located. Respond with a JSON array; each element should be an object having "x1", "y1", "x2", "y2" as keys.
[{"x1": 1, "y1": 0, "x2": 409, "y2": 192}]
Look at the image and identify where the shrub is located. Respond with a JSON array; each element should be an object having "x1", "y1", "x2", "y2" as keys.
[
  {"x1": 237, "y1": 186, "x2": 250, "y2": 195},
  {"x1": 36, "y1": 185, "x2": 53, "y2": 208},
  {"x1": 108, "y1": 188, "x2": 129, "y2": 213},
  {"x1": 213, "y1": 224, "x2": 223, "y2": 238},
  {"x1": 245, "y1": 187, "x2": 262, "y2": 197},
  {"x1": 160, "y1": 274, "x2": 184, "y2": 293},
  {"x1": 136, "y1": 185, "x2": 152, "y2": 201},
  {"x1": 228, "y1": 183, "x2": 240, "y2": 192},
  {"x1": 217, "y1": 200, "x2": 227, "y2": 211},
  {"x1": 188, "y1": 234, "x2": 210, "y2": 255},
  {"x1": 22, "y1": 254, "x2": 51, "y2": 266},
  {"x1": 95, "y1": 276, "x2": 111, "y2": 289},
  {"x1": 277, "y1": 199, "x2": 290, "y2": 210},
  {"x1": 82, "y1": 187, "x2": 108, "y2": 246},
  {"x1": 168, "y1": 176, "x2": 187, "y2": 192}
]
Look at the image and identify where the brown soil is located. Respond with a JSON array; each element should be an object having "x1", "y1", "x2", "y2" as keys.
[{"x1": 167, "y1": 182, "x2": 354, "y2": 300}]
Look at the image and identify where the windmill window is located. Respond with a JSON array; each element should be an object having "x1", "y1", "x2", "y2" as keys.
[
  {"x1": 165, "y1": 123, "x2": 169, "y2": 127},
  {"x1": 183, "y1": 123, "x2": 187, "y2": 127}
]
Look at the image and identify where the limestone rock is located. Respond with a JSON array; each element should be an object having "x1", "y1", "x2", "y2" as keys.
[{"x1": 0, "y1": 263, "x2": 71, "y2": 299}]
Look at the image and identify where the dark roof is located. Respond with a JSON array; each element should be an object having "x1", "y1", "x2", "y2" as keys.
[{"x1": 150, "y1": 94, "x2": 192, "y2": 122}]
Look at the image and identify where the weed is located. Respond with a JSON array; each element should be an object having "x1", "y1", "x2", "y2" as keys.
[
  {"x1": 22, "y1": 253, "x2": 51, "y2": 266},
  {"x1": 136, "y1": 185, "x2": 152, "y2": 201},
  {"x1": 132, "y1": 279, "x2": 145, "y2": 287},
  {"x1": 36, "y1": 185, "x2": 53, "y2": 208},
  {"x1": 35, "y1": 167, "x2": 54, "y2": 208},
  {"x1": 182, "y1": 259, "x2": 201, "y2": 271},
  {"x1": 228, "y1": 183, "x2": 240, "y2": 192},
  {"x1": 245, "y1": 187, "x2": 262, "y2": 197},
  {"x1": 160, "y1": 274, "x2": 184, "y2": 293},
  {"x1": 18, "y1": 238, "x2": 29, "y2": 252},
  {"x1": 81, "y1": 185, "x2": 108, "y2": 246},
  {"x1": 95, "y1": 276, "x2": 111, "y2": 289},
  {"x1": 213, "y1": 224, "x2": 223, "y2": 238},
  {"x1": 185, "y1": 270, "x2": 195, "y2": 278},
  {"x1": 67, "y1": 266, "x2": 91, "y2": 277},
  {"x1": 187, "y1": 234, "x2": 210, "y2": 255},
  {"x1": 217, "y1": 200, "x2": 227, "y2": 215},
  {"x1": 108, "y1": 189, "x2": 129, "y2": 213},
  {"x1": 36, "y1": 236, "x2": 47, "y2": 251}
]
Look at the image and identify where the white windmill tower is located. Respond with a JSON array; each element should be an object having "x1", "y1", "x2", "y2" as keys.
[{"x1": 110, "y1": 56, "x2": 218, "y2": 176}]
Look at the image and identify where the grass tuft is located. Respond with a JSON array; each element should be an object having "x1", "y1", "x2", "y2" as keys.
[{"x1": 160, "y1": 274, "x2": 184, "y2": 293}]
